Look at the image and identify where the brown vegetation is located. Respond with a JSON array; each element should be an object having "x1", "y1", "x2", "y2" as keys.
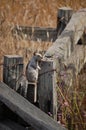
[
  {"x1": 0, "y1": 0, "x2": 86, "y2": 80},
  {"x1": 0, "y1": 0, "x2": 86, "y2": 129}
]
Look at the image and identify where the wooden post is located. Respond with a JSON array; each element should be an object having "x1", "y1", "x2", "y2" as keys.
[
  {"x1": 27, "y1": 82, "x2": 37, "y2": 103},
  {"x1": 57, "y1": 7, "x2": 73, "y2": 37},
  {"x1": 38, "y1": 59, "x2": 57, "y2": 120},
  {"x1": 3, "y1": 55, "x2": 23, "y2": 90}
]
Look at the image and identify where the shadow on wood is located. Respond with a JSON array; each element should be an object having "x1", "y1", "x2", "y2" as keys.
[{"x1": 0, "y1": 119, "x2": 26, "y2": 130}]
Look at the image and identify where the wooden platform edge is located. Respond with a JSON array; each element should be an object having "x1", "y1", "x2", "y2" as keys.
[{"x1": 0, "y1": 82, "x2": 67, "y2": 130}]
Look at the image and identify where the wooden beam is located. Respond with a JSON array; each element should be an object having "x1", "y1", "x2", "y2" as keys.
[
  {"x1": 64, "y1": 45, "x2": 86, "y2": 74},
  {"x1": 3, "y1": 55, "x2": 23, "y2": 90},
  {"x1": 0, "y1": 82, "x2": 67, "y2": 130},
  {"x1": 13, "y1": 26, "x2": 57, "y2": 42},
  {"x1": 45, "y1": 9, "x2": 86, "y2": 60},
  {"x1": 54, "y1": 45, "x2": 86, "y2": 87},
  {"x1": 38, "y1": 59, "x2": 57, "y2": 120}
]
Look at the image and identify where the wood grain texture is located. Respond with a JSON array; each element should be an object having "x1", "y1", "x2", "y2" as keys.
[
  {"x1": 3, "y1": 55, "x2": 23, "y2": 90},
  {"x1": 64, "y1": 45, "x2": 86, "y2": 74},
  {"x1": 38, "y1": 59, "x2": 57, "y2": 120},
  {"x1": 0, "y1": 82, "x2": 67, "y2": 130},
  {"x1": 13, "y1": 26, "x2": 57, "y2": 42}
]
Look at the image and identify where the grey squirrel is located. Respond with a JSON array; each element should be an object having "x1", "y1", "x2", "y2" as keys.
[{"x1": 26, "y1": 52, "x2": 43, "y2": 82}]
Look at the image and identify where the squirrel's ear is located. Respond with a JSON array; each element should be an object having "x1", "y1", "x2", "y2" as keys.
[
  {"x1": 33, "y1": 50, "x2": 38, "y2": 56},
  {"x1": 33, "y1": 52, "x2": 36, "y2": 56}
]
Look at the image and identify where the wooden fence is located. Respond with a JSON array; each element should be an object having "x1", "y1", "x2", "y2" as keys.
[
  {"x1": 0, "y1": 7, "x2": 86, "y2": 130},
  {"x1": 13, "y1": 7, "x2": 73, "y2": 42}
]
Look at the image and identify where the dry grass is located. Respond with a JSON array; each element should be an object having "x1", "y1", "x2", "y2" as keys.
[
  {"x1": 0, "y1": 0, "x2": 86, "y2": 80},
  {"x1": 57, "y1": 64, "x2": 86, "y2": 130},
  {"x1": 0, "y1": 1, "x2": 86, "y2": 129}
]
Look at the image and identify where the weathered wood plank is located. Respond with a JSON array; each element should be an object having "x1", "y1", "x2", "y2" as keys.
[
  {"x1": 45, "y1": 9, "x2": 86, "y2": 60},
  {"x1": 13, "y1": 26, "x2": 57, "y2": 42},
  {"x1": 38, "y1": 59, "x2": 57, "y2": 120},
  {"x1": 64, "y1": 45, "x2": 86, "y2": 74},
  {"x1": 0, "y1": 82, "x2": 67, "y2": 130},
  {"x1": 3, "y1": 55, "x2": 23, "y2": 90}
]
